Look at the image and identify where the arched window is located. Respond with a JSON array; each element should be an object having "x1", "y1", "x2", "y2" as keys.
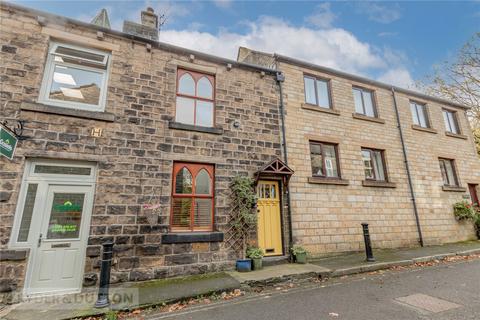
[
  {"x1": 171, "y1": 163, "x2": 214, "y2": 231},
  {"x1": 176, "y1": 69, "x2": 215, "y2": 127},
  {"x1": 178, "y1": 73, "x2": 195, "y2": 96}
]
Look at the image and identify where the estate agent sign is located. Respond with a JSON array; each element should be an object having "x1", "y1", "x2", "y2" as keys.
[{"x1": 0, "y1": 125, "x2": 18, "y2": 160}]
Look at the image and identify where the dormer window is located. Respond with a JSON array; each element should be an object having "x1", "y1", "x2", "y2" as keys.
[
  {"x1": 176, "y1": 69, "x2": 215, "y2": 127},
  {"x1": 39, "y1": 42, "x2": 110, "y2": 112}
]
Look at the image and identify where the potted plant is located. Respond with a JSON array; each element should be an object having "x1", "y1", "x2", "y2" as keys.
[
  {"x1": 291, "y1": 245, "x2": 308, "y2": 264},
  {"x1": 247, "y1": 247, "x2": 264, "y2": 270},
  {"x1": 228, "y1": 176, "x2": 258, "y2": 272}
]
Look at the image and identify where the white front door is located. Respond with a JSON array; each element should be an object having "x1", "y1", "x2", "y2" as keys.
[{"x1": 26, "y1": 184, "x2": 94, "y2": 296}]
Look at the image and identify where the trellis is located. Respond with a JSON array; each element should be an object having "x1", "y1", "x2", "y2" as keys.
[{"x1": 224, "y1": 176, "x2": 258, "y2": 259}]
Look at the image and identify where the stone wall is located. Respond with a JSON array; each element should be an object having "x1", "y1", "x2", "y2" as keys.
[
  {"x1": 278, "y1": 61, "x2": 480, "y2": 257},
  {"x1": 0, "y1": 4, "x2": 282, "y2": 297}
]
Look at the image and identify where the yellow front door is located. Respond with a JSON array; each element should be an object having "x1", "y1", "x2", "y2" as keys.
[{"x1": 257, "y1": 180, "x2": 282, "y2": 256}]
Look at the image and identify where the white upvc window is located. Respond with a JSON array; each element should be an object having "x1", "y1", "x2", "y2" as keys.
[
  {"x1": 410, "y1": 101, "x2": 429, "y2": 128},
  {"x1": 39, "y1": 42, "x2": 111, "y2": 112},
  {"x1": 442, "y1": 109, "x2": 460, "y2": 134}
]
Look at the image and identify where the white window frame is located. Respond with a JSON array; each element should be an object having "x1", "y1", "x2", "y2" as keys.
[
  {"x1": 442, "y1": 109, "x2": 460, "y2": 134},
  {"x1": 353, "y1": 87, "x2": 377, "y2": 117},
  {"x1": 9, "y1": 159, "x2": 97, "y2": 249},
  {"x1": 38, "y1": 42, "x2": 111, "y2": 112},
  {"x1": 410, "y1": 101, "x2": 429, "y2": 128}
]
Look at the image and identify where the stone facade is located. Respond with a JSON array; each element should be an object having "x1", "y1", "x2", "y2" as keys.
[
  {"x1": 0, "y1": 4, "x2": 283, "y2": 300},
  {"x1": 241, "y1": 50, "x2": 480, "y2": 257}
]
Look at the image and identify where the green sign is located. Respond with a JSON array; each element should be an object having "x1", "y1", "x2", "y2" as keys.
[
  {"x1": 54, "y1": 201, "x2": 82, "y2": 212},
  {"x1": 0, "y1": 125, "x2": 17, "y2": 160}
]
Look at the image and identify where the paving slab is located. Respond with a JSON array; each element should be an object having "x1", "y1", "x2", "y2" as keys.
[
  {"x1": 311, "y1": 240, "x2": 480, "y2": 276},
  {"x1": 227, "y1": 263, "x2": 330, "y2": 284},
  {"x1": 1, "y1": 272, "x2": 240, "y2": 320}
]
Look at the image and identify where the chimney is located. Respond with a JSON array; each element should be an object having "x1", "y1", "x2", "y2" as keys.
[{"x1": 123, "y1": 7, "x2": 159, "y2": 41}]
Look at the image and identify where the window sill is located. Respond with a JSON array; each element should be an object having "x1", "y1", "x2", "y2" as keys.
[
  {"x1": 445, "y1": 132, "x2": 468, "y2": 140},
  {"x1": 352, "y1": 113, "x2": 385, "y2": 124},
  {"x1": 362, "y1": 180, "x2": 397, "y2": 188},
  {"x1": 411, "y1": 125, "x2": 437, "y2": 134},
  {"x1": 0, "y1": 249, "x2": 28, "y2": 261},
  {"x1": 169, "y1": 121, "x2": 223, "y2": 135},
  {"x1": 301, "y1": 103, "x2": 340, "y2": 115},
  {"x1": 161, "y1": 232, "x2": 224, "y2": 244},
  {"x1": 442, "y1": 185, "x2": 467, "y2": 192},
  {"x1": 21, "y1": 101, "x2": 115, "y2": 122},
  {"x1": 308, "y1": 177, "x2": 349, "y2": 185}
]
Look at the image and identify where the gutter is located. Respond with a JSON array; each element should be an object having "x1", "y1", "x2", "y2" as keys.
[
  {"x1": 275, "y1": 72, "x2": 294, "y2": 249},
  {"x1": 1, "y1": 1, "x2": 277, "y2": 75},
  {"x1": 391, "y1": 87, "x2": 424, "y2": 247},
  {"x1": 275, "y1": 54, "x2": 470, "y2": 111}
]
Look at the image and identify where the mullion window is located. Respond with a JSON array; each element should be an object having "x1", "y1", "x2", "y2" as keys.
[
  {"x1": 410, "y1": 102, "x2": 429, "y2": 128},
  {"x1": 353, "y1": 87, "x2": 376, "y2": 117},
  {"x1": 439, "y1": 158, "x2": 459, "y2": 187},
  {"x1": 443, "y1": 109, "x2": 459, "y2": 134},
  {"x1": 304, "y1": 75, "x2": 331, "y2": 109}
]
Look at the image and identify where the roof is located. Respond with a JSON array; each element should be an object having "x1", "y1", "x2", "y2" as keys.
[
  {"x1": 0, "y1": 1, "x2": 277, "y2": 75},
  {"x1": 273, "y1": 54, "x2": 469, "y2": 110}
]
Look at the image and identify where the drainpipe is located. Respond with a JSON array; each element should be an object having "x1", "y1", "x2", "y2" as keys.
[
  {"x1": 275, "y1": 71, "x2": 294, "y2": 249},
  {"x1": 391, "y1": 87, "x2": 424, "y2": 247}
]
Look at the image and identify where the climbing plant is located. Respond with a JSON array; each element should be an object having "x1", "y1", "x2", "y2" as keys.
[{"x1": 225, "y1": 175, "x2": 258, "y2": 259}]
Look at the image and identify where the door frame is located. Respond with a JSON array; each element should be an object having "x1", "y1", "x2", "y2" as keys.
[
  {"x1": 256, "y1": 179, "x2": 285, "y2": 256},
  {"x1": 468, "y1": 184, "x2": 479, "y2": 206},
  {"x1": 9, "y1": 159, "x2": 97, "y2": 297}
]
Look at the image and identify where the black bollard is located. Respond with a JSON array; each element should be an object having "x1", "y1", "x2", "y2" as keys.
[
  {"x1": 94, "y1": 241, "x2": 114, "y2": 308},
  {"x1": 361, "y1": 223, "x2": 375, "y2": 262}
]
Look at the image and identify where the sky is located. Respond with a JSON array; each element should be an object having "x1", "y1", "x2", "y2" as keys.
[{"x1": 12, "y1": 0, "x2": 480, "y2": 89}]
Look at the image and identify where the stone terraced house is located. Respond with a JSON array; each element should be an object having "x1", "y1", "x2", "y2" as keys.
[
  {"x1": 0, "y1": 3, "x2": 293, "y2": 301},
  {"x1": 1, "y1": 2, "x2": 479, "y2": 303},
  {"x1": 238, "y1": 47, "x2": 480, "y2": 256}
]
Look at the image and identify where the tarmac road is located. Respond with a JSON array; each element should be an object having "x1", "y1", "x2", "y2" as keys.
[{"x1": 149, "y1": 259, "x2": 480, "y2": 320}]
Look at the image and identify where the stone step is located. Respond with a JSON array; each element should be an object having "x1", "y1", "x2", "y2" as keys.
[{"x1": 263, "y1": 255, "x2": 290, "y2": 267}]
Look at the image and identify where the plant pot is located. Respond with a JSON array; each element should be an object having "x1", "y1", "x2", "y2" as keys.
[
  {"x1": 295, "y1": 252, "x2": 307, "y2": 264},
  {"x1": 252, "y1": 258, "x2": 263, "y2": 270},
  {"x1": 236, "y1": 259, "x2": 252, "y2": 272}
]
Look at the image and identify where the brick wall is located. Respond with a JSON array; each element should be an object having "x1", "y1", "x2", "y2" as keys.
[{"x1": 0, "y1": 5, "x2": 282, "y2": 297}]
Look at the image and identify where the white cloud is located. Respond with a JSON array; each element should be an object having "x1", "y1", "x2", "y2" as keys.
[
  {"x1": 160, "y1": 16, "x2": 387, "y2": 75},
  {"x1": 377, "y1": 67, "x2": 415, "y2": 88},
  {"x1": 213, "y1": 0, "x2": 233, "y2": 9},
  {"x1": 305, "y1": 2, "x2": 337, "y2": 29},
  {"x1": 356, "y1": 2, "x2": 402, "y2": 24}
]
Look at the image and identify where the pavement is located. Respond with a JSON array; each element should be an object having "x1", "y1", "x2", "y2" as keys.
[
  {"x1": 1, "y1": 240, "x2": 479, "y2": 320},
  {"x1": 151, "y1": 257, "x2": 480, "y2": 319}
]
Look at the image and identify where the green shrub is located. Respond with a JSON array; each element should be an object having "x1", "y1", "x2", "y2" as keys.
[
  {"x1": 105, "y1": 311, "x2": 117, "y2": 320},
  {"x1": 246, "y1": 247, "x2": 264, "y2": 259},
  {"x1": 453, "y1": 201, "x2": 476, "y2": 221},
  {"x1": 290, "y1": 245, "x2": 307, "y2": 256}
]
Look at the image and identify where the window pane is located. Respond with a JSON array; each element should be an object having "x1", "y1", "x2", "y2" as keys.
[
  {"x1": 34, "y1": 165, "x2": 91, "y2": 175},
  {"x1": 443, "y1": 111, "x2": 452, "y2": 132},
  {"x1": 447, "y1": 112, "x2": 458, "y2": 133},
  {"x1": 195, "y1": 169, "x2": 211, "y2": 195},
  {"x1": 310, "y1": 143, "x2": 323, "y2": 176},
  {"x1": 55, "y1": 46, "x2": 106, "y2": 64},
  {"x1": 197, "y1": 77, "x2": 213, "y2": 99},
  {"x1": 439, "y1": 160, "x2": 449, "y2": 185},
  {"x1": 49, "y1": 65, "x2": 102, "y2": 105},
  {"x1": 323, "y1": 145, "x2": 338, "y2": 178},
  {"x1": 304, "y1": 77, "x2": 317, "y2": 105},
  {"x1": 353, "y1": 88, "x2": 364, "y2": 114},
  {"x1": 316, "y1": 80, "x2": 331, "y2": 108},
  {"x1": 362, "y1": 150, "x2": 374, "y2": 179},
  {"x1": 178, "y1": 73, "x2": 195, "y2": 96},
  {"x1": 17, "y1": 184, "x2": 38, "y2": 242},
  {"x1": 172, "y1": 198, "x2": 192, "y2": 228},
  {"x1": 372, "y1": 151, "x2": 385, "y2": 181},
  {"x1": 194, "y1": 198, "x2": 212, "y2": 228},
  {"x1": 176, "y1": 97, "x2": 195, "y2": 125},
  {"x1": 196, "y1": 101, "x2": 214, "y2": 127},
  {"x1": 175, "y1": 167, "x2": 193, "y2": 194},
  {"x1": 410, "y1": 103, "x2": 420, "y2": 126},
  {"x1": 46, "y1": 193, "x2": 85, "y2": 239},
  {"x1": 444, "y1": 160, "x2": 457, "y2": 186},
  {"x1": 362, "y1": 90, "x2": 375, "y2": 117},
  {"x1": 310, "y1": 153, "x2": 324, "y2": 176},
  {"x1": 418, "y1": 105, "x2": 428, "y2": 128}
]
